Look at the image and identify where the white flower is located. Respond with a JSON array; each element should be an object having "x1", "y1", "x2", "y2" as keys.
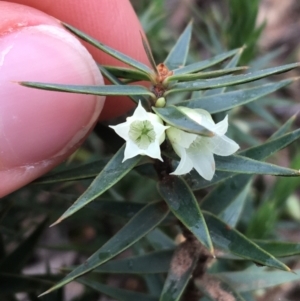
[
  {"x1": 166, "y1": 107, "x2": 239, "y2": 180},
  {"x1": 109, "y1": 101, "x2": 169, "y2": 162}
]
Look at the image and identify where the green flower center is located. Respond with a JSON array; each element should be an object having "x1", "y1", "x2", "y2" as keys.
[{"x1": 129, "y1": 120, "x2": 156, "y2": 149}]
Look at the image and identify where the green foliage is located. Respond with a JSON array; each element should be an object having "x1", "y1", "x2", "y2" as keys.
[
  {"x1": 3, "y1": 1, "x2": 300, "y2": 301},
  {"x1": 227, "y1": 0, "x2": 264, "y2": 63}
]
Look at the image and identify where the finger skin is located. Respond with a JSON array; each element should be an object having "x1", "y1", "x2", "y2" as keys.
[
  {"x1": 0, "y1": 3, "x2": 105, "y2": 197},
  {"x1": 6, "y1": 0, "x2": 151, "y2": 119}
]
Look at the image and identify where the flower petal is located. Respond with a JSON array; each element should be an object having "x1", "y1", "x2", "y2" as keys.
[
  {"x1": 123, "y1": 139, "x2": 143, "y2": 161},
  {"x1": 214, "y1": 115, "x2": 228, "y2": 135},
  {"x1": 207, "y1": 134, "x2": 239, "y2": 156},
  {"x1": 109, "y1": 123, "x2": 130, "y2": 140},
  {"x1": 167, "y1": 127, "x2": 197, "y2": 149},
  {"x1": 144, "y1": 139, "x2": 163, "y2": 161},
  {"x1": 170, "y1": 145, "x2": 194, "y2": 175},
  {"x1": 130, "y1": 101, "x2": 149, "y2": 120},
  {"x1": 187, "y1": 139, "x2": 215, "y2": 180},
  {"x1": 179, "y1": 107, "x2": 218, "y2": 132}
]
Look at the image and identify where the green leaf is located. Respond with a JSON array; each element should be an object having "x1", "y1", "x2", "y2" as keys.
[
  {"x1": 62, "y1": 22, "x2": 154, "y2": 76},
  {"x1": 239, "y1": 128, "x2": 300, "y2": 159},
  {"x1": 203, "y1": 212, "x2": 290, "y2": 271},
  {"x1": 35, "y1": 159, "x2": 154, "y2": 184},
  {"x1": 254, "y1": 240, "x2": 300, "y2": 257},
  {"x1": 40, "y1": 201, "x2": 169, "y2": 296},
  {"x1": 98, "y1": 65, "x2": 149, "y2": 107},
  {"x1": 146, "y1": 228, "x2": 175, "y2": 250},
  {"x1": 188, "y1": 128, "x2": 300, "y2": 190},
  {"x1": 34, "y1": 159, "x2": 109, "y2": 184},
  {"x1": 0, "y1": 273, "x2": 54, "y2": 294},
  {"x1": 0, "y1": 218, "x2": 48, "y2": 273},
  {"x1": 200, "y1": 47, "x2": 245, "y2": 103},
  {"x1": 140, "y1": 1, "x2": 164, "y2": 33},
  {"x1": 269, "y1": 113, "x2": 296, "y2": 140},
  {"x1": 215, "y1": 154, "x2": 300, "y2": 176},
  {"x1": 158, "y1": 176, "x2": 213, "y2": 253},
  {"x1": 101, "y1": 65, "x2": 150, "y2": 80},
  {"x1": 140, "y1": 33, "x2": 158, "y2": 74},
  {"x1": 160, "y1": 242, "x2": 199, "y2": 301},
  {"x1": 78, "y1": 278, "x2": 157, "y2": 301},
  {"x1": 246, "y1": 102, "x2": 280, "y2": 127},
  {"x1": 52, "y1": 145, "x2": 141, "y2": 225},
  {"x1": 94, "y1": 250, "x2": 174, "y2": 274},
  {"x1": 164, "y1": 21, "x2": 192, "y2": 70},
  {"x1": 167, "y1": 67, "x2": 247, "y2": 82},
  {"x1": 271, "y1": 152, "x2": 300, "y2": 208},
  {"x1": 201, "y1": 47, "x2": 245, "y2": 98},
  {"x1": 201, "y1": 128, "x2": 300, "y2": 217},
  {"x1": 152, "y1": 106, "x2": 214, "y2": 136},
  {"x1": 251, "y1": 47, "x2": 285, "y2": 70},
  {"x1": 216, "y1": 267, "x2": 300, "y2": 292},
  {"x1": 173, "y1": 48, "x2": 242, "y2": 75},
  {"x1": 87, "y1": 200, "x2": 145, "y2": 219},
  {"x1": 219, "y1": 182, "x2": 251, "y2": 227},
  {"x1": 201, "y1": 174, "x2": 252, "y2": 216},
  {"x1": 167, "y1": 63, "x2": 300, "y2": 94},
  {"x1": 20, "y1": 82, "x2": 154, "y2": 97},
  {"x1": 176, "y1": 79, "x2": 294, "y2": 113}
]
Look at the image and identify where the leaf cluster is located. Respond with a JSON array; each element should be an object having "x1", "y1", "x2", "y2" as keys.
[{"x1": 3, "y1": 2, "x2": 300, "y2": 301}]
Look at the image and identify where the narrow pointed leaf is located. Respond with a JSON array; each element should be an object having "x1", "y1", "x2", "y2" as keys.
[
  {"x1": 219, "y1": 183, "x2": 251, "y2": 227},
  {"x1": 215, "y1": 154, "x2": 300, "y2": 176},
  {"x1": 269, "y1": 114, "x2": 296, "y2": 140},
  {"x1": 53, "y1": 145, "x2": 141, "y2": 225},
  {"x1": 217, "y1": 268, "x2": 300, "y2": 292},
  {"x1": 87, "y1": 200, "x2": 145, "y2": 219},
  {"x1": 251, "y1": 47, "x2": 286, "y2": 70},
  {"x1": 254, "y1": 240, "x2": 300, "y2": 257},
  {"x1": 194, "y1": 153, "x2": 300, "y2": 212},
  {"x1": 152, "y1": 106, "x2": 214, "y2": 136},
  {"x1": 140, "y1": 33, "x2": 158, "y2": 74},
  {"x1": 0, "y1": 218, "x2": 48, "y2": 273},
  {"x1": 41, "y1": 201, "x2": 169, "y2": 295},
  {"x1": 63, "y1": 22, "x2": 154, "y2": 75},
  {"x1": 98, "y1": 65, "x2": 150, "y2": 108},
  {"x1": 160, "y1": 242, "x2": 199, "y2": 301},
  {"x1": 246, "y1": 102, "x2": 280, "y2": 127},
  {"x1": 164, "y1": 21, "x2": 192, "y2": 70},
  {"x1": 167, "y1": 63, "x2": 300, "y2": 93},
  {"x1": 167, "y1": 67, "x2": 247, "y2": 82},
  {"x1": 20, "y1": 82, "x2": 154, "y2": 97},
  {"x1": 188, "y1": 128, "x2": 300, "y2": 190},
  {"x1": 203, "y1": 211, "x2": 290, "y2": 271},
  {"x1": 200, "y1": 46, "x2": 245, "y2": 97},
  {"x1": 201, "y1": 174, "x2": 251, "y2": 215},
  {"x1": 146, "y1": 229, "x2": 176, "y2": 250},
  {"x1": 78, "y1": 278, "x2": 157, "y2": 301},
  {"x1": 158, "y1": 176, "x2": 213, "y2": 253},
  {"x1": 200, "y1": 129, "x2": 300, "y2": 214},
  {"x1": 173, "y1": 48, "x2": 242, "y2": 75},
  {"x1": 35, "y1": 159, "x2": 109, "y2": 184},
  {"x1": 240, "y1": 128, "x2": 300, "y2": 159},
  {"x1": 177, "y1": 79, "x2": 294, "y2": 113},
  {"x1": 94, "y1": 250, "x2": 174, "y2": 274},
  {"x1": 101, "y1": 65, "x2": 150, "y2": 80}
]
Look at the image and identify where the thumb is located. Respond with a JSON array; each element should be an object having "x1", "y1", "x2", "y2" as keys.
[{"x1": 0, "y1": 3, "x2": 105, "y2": 197}]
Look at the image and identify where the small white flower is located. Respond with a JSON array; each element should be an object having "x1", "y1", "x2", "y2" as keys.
[
  {"x1": 110, "y1": 101, "x2": 169, "y2": 162},
  {"x1": 167, "y1": 107, "x2": 239, "y2": 180}
]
